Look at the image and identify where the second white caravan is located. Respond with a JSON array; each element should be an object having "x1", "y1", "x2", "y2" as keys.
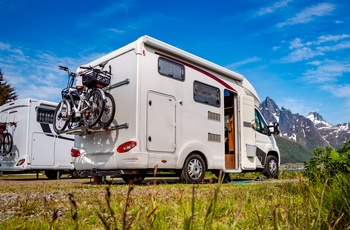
[
  {"x1": 70, "y1": 35, "x2": 280, "y2": 183},
  {"x1": 0, "y1": 98, "x2": 78, "y2": 179}
]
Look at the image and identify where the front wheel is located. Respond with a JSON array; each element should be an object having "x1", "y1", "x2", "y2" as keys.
[
  {"x1": 99, "y1": 92, "x2": 115, "y2": 128},
  {"x1": 179, "y1": 154, "x2": 206, "y2": 183},
  {"x1": 2, "y1": 133, "x2": 13, "y2": 155},
  {"x1": 53, "y1": 100, "x2": 70, "y2": 134},
  {"x1": 83, "y1": 90, "x2": 104, "y2": 127},
  {"x1": 263, "y1": 155, "x2": 279, "y2": 178}
]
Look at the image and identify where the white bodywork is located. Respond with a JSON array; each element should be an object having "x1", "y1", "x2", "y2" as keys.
[
  {"x1": 0, "y1": 98, "x2": 74, "y2": 172},
  {"x1": 73, "y1": 36, "x2": 280, "y2": 176}
]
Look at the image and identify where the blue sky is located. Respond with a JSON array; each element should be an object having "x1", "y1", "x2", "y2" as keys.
[{"x1": 0, "y1": 0, "x2": 349, "y2": 125}]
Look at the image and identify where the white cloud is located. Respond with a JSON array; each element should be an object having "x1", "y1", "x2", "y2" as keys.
[
  {"x1": 256, "y1": 0, "x2": 292, "y2": 16},
  {"x1": 303, "y1": 60, "x2": 350, "y2": 83},
  {"x1": 277, "y1": 3, "x2": 335, "y2": 27},
  {"x1": 226, "y1": 56, "x2": 262, "y2": 69},
  {"x1": 321, "y1": 84, "x2": 350, "y2": 97}
]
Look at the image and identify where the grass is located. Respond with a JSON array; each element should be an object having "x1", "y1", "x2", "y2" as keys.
[{"x1": 0, "y1": 172, "x2": 348, "y2": 229}]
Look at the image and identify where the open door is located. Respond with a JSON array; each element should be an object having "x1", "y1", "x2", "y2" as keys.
[
  {"x1": 239, "y1": 94, "x2": 256, "y2": 169},
  {"x1": 224, "y1": 90, "x2": 235, "y2": 169}
]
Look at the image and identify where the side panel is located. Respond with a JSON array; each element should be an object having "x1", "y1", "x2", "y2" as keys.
[
  {"x1": 146, "y1": 91, "x2": 176, "y2": 152},
  {"x1": 31, "y1": 132, "x2": 55, "y2": 166},
  {"x1": 239, "y1": 94, "x2": 256, "y2": 169}
]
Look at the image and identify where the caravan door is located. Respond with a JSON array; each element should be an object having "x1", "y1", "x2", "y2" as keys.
[{"x1": 239, "y1": 94, "x2": 256, "y2": 169}]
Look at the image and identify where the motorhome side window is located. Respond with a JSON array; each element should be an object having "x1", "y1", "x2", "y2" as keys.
[
  {"x1": 158, "y1": 57, "x2": 185, "y2": 81},
  {"x1": 37, "y1": 108, "x2": 55, "y2": 124},
  {"x1": 193, "y1": 81, "x2": 220, "y2": 107},
  {"x1": 254, "y1": 109, "x2": 268, "y2": 135}
]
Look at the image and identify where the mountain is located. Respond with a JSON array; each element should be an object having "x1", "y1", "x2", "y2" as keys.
[{"x1": 260, "y1": 97, "x2": 350, "y2": 163}]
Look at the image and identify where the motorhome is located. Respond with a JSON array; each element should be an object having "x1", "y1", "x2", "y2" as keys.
[
  {"x1": 70, "y1": 35, "x2": 280, "y2": 183},
  {"x1": 0, "y1": 98, "x2": 77, "y2": 179}
]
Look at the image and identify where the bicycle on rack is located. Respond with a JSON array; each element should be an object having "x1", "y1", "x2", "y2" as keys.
[
  {"x1": 0, "y1": 122, "x2": 15, "y2": 156},
  {"x1": 53, "y1": 65, "x2": 115, "y2": 134}
]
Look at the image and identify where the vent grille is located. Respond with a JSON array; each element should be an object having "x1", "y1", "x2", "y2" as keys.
[
  {"x1": 208, "y1": 133, "x2": 221, "y2": 142},
  {"x1": 208, "y1": 111, "x2": 220, "y2": 121}
]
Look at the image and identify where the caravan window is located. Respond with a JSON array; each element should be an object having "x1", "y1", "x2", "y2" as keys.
[
  {"x1": 37, "y1": 107, "x2": 55, "y2": 124},
  {"x1": 158, "y1": 57, "x2": 185, "y2": 81},
  {"x1": 193, "y1": 81, "x2": 220, "y2": 107}
]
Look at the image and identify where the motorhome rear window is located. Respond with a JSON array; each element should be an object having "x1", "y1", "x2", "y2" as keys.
[
  {"x1": 158, "y1": 57, "x2": 185, "y2": 81},
  {"x1": 37, "y1": 107, "x2": 55, "y2": 124},
  {"x1": 193, "y1": 81, "x2": 220, "y2": 107}
]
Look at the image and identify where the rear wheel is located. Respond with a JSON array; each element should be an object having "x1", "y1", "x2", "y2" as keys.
[
  {"x1": 45, "y1": 170, "x2": 62, "y2": 180},
  {"x1": 83, "y1": 90, "x2": 104, "y2": 127},
  {"x1": 180, "y1": 154, "x2": 206, "y2": 183},
  {"x1": 121, "y1": 174, "x2": 145, "y2": 185},
  {"x1": 53, "y1": 100, "x2": 70, "y2": 134},
  {"x1": 263, "y1": 155, "x2": 279, "y2": 178},
  {"x1": 99, "y1": 92, "x2": 115, "y2": 127},
  {"x1": 2, "y1": 133, "x2": 13, "y2": 155}
]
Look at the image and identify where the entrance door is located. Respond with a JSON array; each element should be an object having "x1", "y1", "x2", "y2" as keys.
[
  {"x1": 239, "y1": 94, "x2": 256, "y2": 169},
  {"x1": 224, "y1": 90, "x2": 236, "y2": 169},
  {"x1": 146, "y1": 91, "x2": 176, "y2": 152}
]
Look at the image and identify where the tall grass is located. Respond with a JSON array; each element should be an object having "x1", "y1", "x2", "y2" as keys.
[{"x1": 1, "y1": 174, "x2": 349, "y2": 229}]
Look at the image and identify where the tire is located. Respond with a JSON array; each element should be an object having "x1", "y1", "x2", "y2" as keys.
[
  {"x1": 53, "y1": 100, "x2": 70, "y2": 134},
  {"x1": 45, "y1": 170, "x2": 62, "y2": 180},
  {"x1": 180, "y1": 154, "x2": 206, "y2": 183},
  {"x1": 72, "y1": 170, "x2": 86, "y2": 178},
  {"x1": 121, "y1": 174, "x2": 145, "y2": 185},
  {"x1": 2, "y1": 133, "x2": 13, "y2": 155},
  {"x1": 99, "y1": 92, "x2": 115, "y2": 127},
  {"x1": 83, "y1": 90, "x2": 104, "y2": 127},
  {"x1": 263, "y1": 155, "x2": 279, "y2": 179}
]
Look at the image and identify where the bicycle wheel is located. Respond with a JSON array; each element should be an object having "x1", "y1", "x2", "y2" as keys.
[
  {"x1": 53, "y1": 100, "x2": 70, "y2": 134},
  {"x1": 99, "y1": 92, "x2": 116, "y2": 127},
  {"x1": 83, "y1": 89, "x2": 104, "y2": 127},
  {"x1": 0, "y1": 134, "x2": 3, "y2": 156},
  {"x1": 3, "y1": 133, "x2": 13, "y2": 155}
]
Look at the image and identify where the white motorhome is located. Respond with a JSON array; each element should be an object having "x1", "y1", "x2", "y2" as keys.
[
  {"x1": 0, "y1": 98, "x2": 77, "y2": 179},
  {"x1": 70, "y1": 35, "x2": 280, "y2": 183}
]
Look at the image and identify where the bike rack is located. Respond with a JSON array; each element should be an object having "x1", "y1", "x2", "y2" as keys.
[{"x1": 61, "y1": 123, "x2": 129, "y2": 136}]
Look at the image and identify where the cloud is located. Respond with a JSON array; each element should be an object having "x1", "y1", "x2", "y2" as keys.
[
  {"x1": 303, "y1": 60, "x2": 350, "y2": 83},
  {"x1": 321, "y1": 84, "x2": 350, "y2": 97},
  {"x1": 277, "y1": 3, "x2": 335, "y2": 27},
  {"x1": 0, "y1": 41, "x2": 107, "y2": 102},
  {"x1": 282, "y1": 34, "x2": 350, "y2": 62},
  {"x1": 256, "y1": 0, "x2": 292, "y2": 16},
  {"x1": 226, "y1": 56, "x2": 262, "y2": 69}
]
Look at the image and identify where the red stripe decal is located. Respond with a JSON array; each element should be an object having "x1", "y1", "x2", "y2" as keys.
[{"x1": 155, "y1": 52, "x2": 235, "y2": 92}]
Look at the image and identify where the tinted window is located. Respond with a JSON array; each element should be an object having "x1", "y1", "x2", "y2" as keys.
[
  {"x1": 194, "y1": 81, "x2": 220, "y2": 107},
  {"x1": 37, "y1": 107, "x2": 55, "y2": 124},
  {"x1": 158, "y1": 57, "x2": 185, "y2": 81}
]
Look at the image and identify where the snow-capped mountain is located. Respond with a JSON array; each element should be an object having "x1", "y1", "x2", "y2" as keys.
[{"x1": 260, "y1": 97, "x2": 350, "y2": 151}]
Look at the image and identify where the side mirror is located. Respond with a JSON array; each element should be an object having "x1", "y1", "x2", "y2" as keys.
[{"x1": 267, "y1": 122, "x2": 280, "y2": 136}]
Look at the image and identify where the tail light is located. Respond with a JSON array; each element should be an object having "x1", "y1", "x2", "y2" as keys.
[
  {"x1": 117, "y1": 141, "x2": 137, "y2": 153},
  {"x1": 71, "y1": 148, "x2": 81, "y2": 157},
  {"x1": 16, "y1": 159, "x2": 25, "y2": 166}
]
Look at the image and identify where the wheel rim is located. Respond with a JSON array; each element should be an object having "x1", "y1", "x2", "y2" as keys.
[
  {"x1": 269, "y1": 159, "x2": 277, "y2": 174},
  {"x1": 187, "y1": 158, "x2": 203, "y2": 180},
  {"x1": 55, "y1": 102, "x2": 68, "y2": 131}
]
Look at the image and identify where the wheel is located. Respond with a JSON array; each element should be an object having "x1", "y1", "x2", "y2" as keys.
[
  {"x1": 180, "y1": 154, "x2": 206, "y2": 183},
  {"x1": 45, "y1": 170, "x2": 62, "y2": 180},
  {"x1": 53, "y1": 100, "x2": 70, "y2": 134},
  {"x1": 83, "y1": 90, "x2": 104, "y2": 127},
  {"x1": 2, "y1": 133, "x2": 13, "y2": 155},
  {"x1": 72, "y1": 170, "x2": 86, "y2": 178},
  {"x1": 263, "y1": 155, "x2": 279, "y2": 178},
  {"x1": 99, "y1": 92, "x2": 115, "y2": 127},
  {"x1": 0, "y1": 134, "x2": 4, "y2": 156},
  {"x1": 121, "y1": 174, "x2": 145, "y2": 185}
]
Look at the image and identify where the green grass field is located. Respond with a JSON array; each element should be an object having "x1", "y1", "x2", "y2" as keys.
[{"x1": 1, "y1": 171, "x2": 344, "y2": 230}]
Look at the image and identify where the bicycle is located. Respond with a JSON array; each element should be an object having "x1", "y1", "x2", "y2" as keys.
[
  {"x1": 53, "y1": 66, "x2": 115, "y2": 134},
  {"x1": 0, "y1": 122, "x2": 15, "y2": 156}
]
